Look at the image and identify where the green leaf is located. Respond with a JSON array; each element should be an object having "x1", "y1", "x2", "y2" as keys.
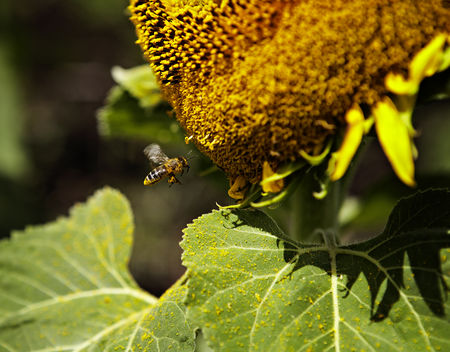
[
  {"x1": 111, "y1": 65, "x2": 162, "y2": 109},
  {"x1": 97, "y1": 86, "x2": 182, "y2": 143},
  {"x1": 0, "y1": 188, "x2": 195, "y2": 352},
  {"x1": 97, "y1": 65, "x2": 185, "y2": 144},
  {"x1": 182, "y1": 190, "x2": 450, "y2": 351},
  {"x1": 138, "y1": 282, "x2": 196, "y2": 352}
]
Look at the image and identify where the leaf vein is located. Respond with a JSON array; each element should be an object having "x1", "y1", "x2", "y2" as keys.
[{"x1": 249, "y1": 260, "x2": 295, "y2": 351}]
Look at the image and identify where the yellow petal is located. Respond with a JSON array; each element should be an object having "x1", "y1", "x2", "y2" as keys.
[
  {"x1": 385, "y1": 72, "x2": 419, "y2": 95},
  {"x1": 410, "y1": 34, "x2": 446, "y2": 81},
  {"x1": 372, "y1": 97, "x2": 416, "y2": 187},
  {"x1": 386, "y1": 34, "x2": 447, "y2": 95},
  {"x1": 261, "y1": 162, "x2": 284, "y2": 193},
  {"x1": 228, "y1": 176, "x2": 249, "y2": 200},
  {"x1": 329, "y1": 105, "x2": 365, "y2": 181}
]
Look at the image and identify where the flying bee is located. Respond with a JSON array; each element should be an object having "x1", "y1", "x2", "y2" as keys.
[{"x1": 143, "y1": 144, "x2": 189, "y2": 186}]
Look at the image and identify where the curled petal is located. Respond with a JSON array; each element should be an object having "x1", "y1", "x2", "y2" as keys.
[
  {"x1": 261, "y1": 162, "x2": 284, "y2": 193},
  {"x1": 260, "y1": 160, "x2": 305, "y2": 187},
  {"x1": 329, "y1": 105, "x2": 366, "y2": 181},
  {"x1": 386, "y1": 34, "x2": 447, "y2": 95},
  {"x1": 228, "y1": 176, "x2": 249, "y2": 200},
  {"x1": 410, "y1": 34, "x2": 447, "y2": 81},
  {"x1": 299, "y1": 140, "x2": 333, "y2": 166}
]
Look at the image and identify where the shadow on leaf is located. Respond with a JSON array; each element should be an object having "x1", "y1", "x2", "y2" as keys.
[
  {"x1": 230, "y1": 189, "x2": 450, "y2": 322},
  {"x1": 340, "y1": 189, "x2": 450, "y2": 321}
]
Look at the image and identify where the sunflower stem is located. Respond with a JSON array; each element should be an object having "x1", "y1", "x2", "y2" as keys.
[
  {"x1": 289, "y1": 174, "x2": 340, "y2": 243},
  {"x1": 289, "y1": 138, "x2": 370, "y2": 243}
]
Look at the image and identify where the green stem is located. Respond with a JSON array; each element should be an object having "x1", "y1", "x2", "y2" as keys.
[
  {"x1": 290, "y1": 174, "x2": 341, "y2": 243},
  {"x1": 289, "y1": 138, "x2": 371, "y2": 243}
]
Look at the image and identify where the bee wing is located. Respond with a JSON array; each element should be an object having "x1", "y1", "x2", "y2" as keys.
[
  {"x1": 143, "y1": 144, "x2": 170, "y2": 168},
  {"x1": 186, "y1": 149, "x2": 198, "y2": 161}
]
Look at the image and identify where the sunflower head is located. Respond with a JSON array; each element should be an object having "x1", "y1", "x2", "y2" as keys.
[{"x1": 130, "y1": 0, "x2": 450, "y2": 198}]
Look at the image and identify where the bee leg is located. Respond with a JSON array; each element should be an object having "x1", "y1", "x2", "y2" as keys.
[
  {"x1": 168, "y1": 174, "x2": 181, "y2": 185},
  {"x1": 180, "y1": 165, "x2": 189, "y2": 176}
]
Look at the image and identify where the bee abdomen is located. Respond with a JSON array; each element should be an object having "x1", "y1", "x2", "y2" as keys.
[{"x1": 144, "y1": 165, "x2": 167, "y2": 185}]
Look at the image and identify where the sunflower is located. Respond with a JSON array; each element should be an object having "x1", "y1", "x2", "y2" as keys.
[{"x1": 129, "y1": 0, "x2": 450, "y2": 199}]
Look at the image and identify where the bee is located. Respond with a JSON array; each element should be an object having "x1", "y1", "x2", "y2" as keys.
[{"x1": 143, "y1": 144, "x2": 189, "y2": 186}]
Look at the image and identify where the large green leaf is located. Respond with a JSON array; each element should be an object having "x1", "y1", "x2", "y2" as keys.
[
  {"x1": 0, "y1": 188, "x2": 195, "y2": 352},
  {"x1": 138, "y1": 282, "x2": 196, "y2": 352},
  {"x1": 182, "y1": 190, "x2": 450, "y2": 351}
]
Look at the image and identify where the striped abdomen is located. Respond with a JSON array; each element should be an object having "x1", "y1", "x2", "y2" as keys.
[{"x1": 144, "y1": 165, "x2": 168, "y2": 185}]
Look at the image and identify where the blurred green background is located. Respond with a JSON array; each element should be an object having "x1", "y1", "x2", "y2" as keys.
[{"x1": 0, "y1": 0, "x2": 449, "y2": 295}]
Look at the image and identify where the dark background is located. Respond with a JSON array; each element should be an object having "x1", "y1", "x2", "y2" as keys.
[{"x1": 1, "y1": 0, "x2": 449, "y2": 295}]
